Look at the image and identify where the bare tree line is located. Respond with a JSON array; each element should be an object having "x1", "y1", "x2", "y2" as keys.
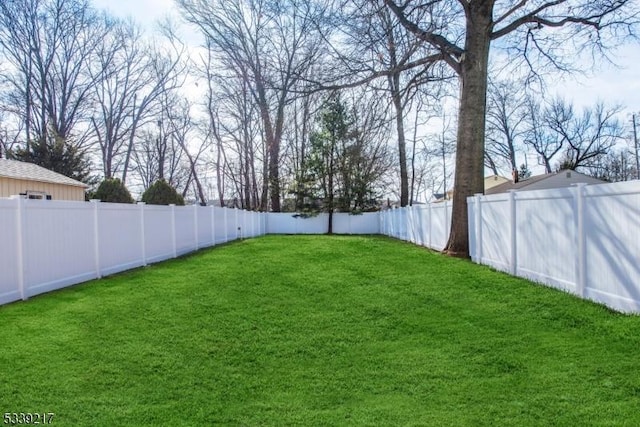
[{"x1": 0, "y1": 0, "x2": 638, "y2": 256}]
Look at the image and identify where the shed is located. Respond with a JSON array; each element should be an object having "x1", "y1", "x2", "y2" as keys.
[{"x1": 0, "y1": 158, "x2": 88, "y2": 201}]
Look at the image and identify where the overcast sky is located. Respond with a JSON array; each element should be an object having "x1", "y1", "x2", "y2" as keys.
[{"x1": 92, "y1": 0, "x2": 640, "y2": 117}]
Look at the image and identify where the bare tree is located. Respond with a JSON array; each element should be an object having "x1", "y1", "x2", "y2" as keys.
[
  {"x1": 547, "y1": 99, "x2": 624, "y2": 171},
  {"x1": 0, "y1": 0, "x2": 112, "y2": 148},
  {"x1": 384, "y1": 0, "x2": 638, "y2": 256},
  {"x1": 338, "y1": 2, "x2": 448, "y2": 207},
  {"x1": 89, "y1": 21, "x2": 186, "y2": 180},
  {"x1": 485, "y1": 80, "x2": 528, "y2": 176},
  {"x1": 584, "y1": 148, "x2": 637, "y2": 182},
  {"x1": 193, "y1": 38, "x2": 267, "y2": 209},
  {"x1": 523, "y1": 97, "x2": 564, "y2": 173},
  {"x1": 177, "y1": 0, "x2": 328, "y2": 212},
  {"x1": 0, "y1": 108, "x2": 23, "y2": 158}
]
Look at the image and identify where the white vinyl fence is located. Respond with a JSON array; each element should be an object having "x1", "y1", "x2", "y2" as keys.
[
  {"x1": 0, "y1": 197, "x2": 266, "y2": 306},
  {"x1": 4, "y1": 181, "x2": 640, "y2": 314},
  {"x1": 379, "y1": 202, "x2": 452, "y2": 251},
  {"x1": 468, "y1": 181, "x2": 640, "y2": 313},
  {"x1": 267, "y1": 212, "x2": 380, "y2": 234}
]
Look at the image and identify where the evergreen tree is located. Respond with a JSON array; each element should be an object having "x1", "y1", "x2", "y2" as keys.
[
  {"x1": 92, "y1": 178, "x2": 134, "y2": 204},
  {"x1": 10, "y1": 131, "x2": 95, "y2": 185},
  {"x1": 141, "y1": 179, "x2": 185, "y2": 206},
  {"x1": 292, "y1": 94, "x2": 387, "y2": 233}
]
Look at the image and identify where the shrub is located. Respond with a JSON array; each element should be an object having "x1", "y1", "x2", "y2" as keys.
[
  {"x1": 141, "y1": 179, "x2": 184, "y2": 206},
  {"x1": 92, "y1": 178, "x2": 134, "y2": 203}
]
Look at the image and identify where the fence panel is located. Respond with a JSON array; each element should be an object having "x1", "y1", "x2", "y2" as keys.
[
  {"x1": 227, "y1": 208, "x2": 239, "y2": 240},
  {"x1": 413, "y1": 206, "x2": 427, "y2": 246},
  {"x1": 144, "y1": 205, "x2": 174, "y2": 263},
  {"x1": 478, "y1": 195, "x2": 511, "y2": 272},
  {"x1": 0, "y1": 200, "x2": 266, "y2": 307},
  {"x1": 197, "y1": 206, "x2": 214, "y2": 247},
  {"x1": 267, "y1": 212, "x2": 296, "y2": 234},
  {"x1": 98, "y1": 203, "x2": 144, "y2": 276},
  {"x1": 297, "y1": 214, "x2": 329, "y2": 234},
  {"x1": 468, "y1": 181, "x2": 640, "y2": 313},
  {"x1": 583, "y1": 182, "x2": 640, "y2": 311},
  {"x1": 0, "y1": 199, "x2": 20, "y2": 304},
  {"x1": 239, "y1": 210, "x2": 250, "y2": 238},
  {"x1": 23, "y1": 201, "x2": 97, "y2": 296},
  {"x1": 378, "y1": 203, "x2": 452, "y2": 252},
  {"x1": 429, "y1": 204, "x2": 449, "y2": 251},
  {"x1": 351, "y1": 213, "x2": 380, "y2": 234},
  {"x1": 332, "y1": 213, "x2": 378, "y2": 234},
  {"x1": 212, "y1": 206, "x2": 228, "y2": 243},
  {"x1": 174, "y1": 206, "x2": 196, "y2": 255},
  {"x1": 514, "y1": 189, "x2": 577, "y2": 291}
]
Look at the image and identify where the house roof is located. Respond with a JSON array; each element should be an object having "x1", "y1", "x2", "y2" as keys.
[
  {"x1": 484, "y1": 175, "x2": 511, "y2": 190},
  {"x1": 485, "y1": 170, "x2": 604, "y2": 195},
  {"x1": 0, "y1": 158, "x2": 88, "y2": 188}
]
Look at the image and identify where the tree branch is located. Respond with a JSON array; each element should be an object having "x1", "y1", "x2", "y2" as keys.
[{"x1": 384, "y1": 0, "x2": 464, "y2": 68}]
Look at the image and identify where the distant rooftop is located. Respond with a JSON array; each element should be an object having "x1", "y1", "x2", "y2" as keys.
[
  {"x1": 0, "y1": 158, "x2": 88, "y2": 188},
  {"x1": 485, "y1": 170, "x2": 604, "y2": 195}
]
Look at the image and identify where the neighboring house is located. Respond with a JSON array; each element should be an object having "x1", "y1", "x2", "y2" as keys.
[
  {"x1": 485, "y1": 170, "x2": 605, "y2": 195},
  {"x1": 0, "y1": 158, "x2": 88, "y2": 201},
  {"x1": 433, "y1": 175, "x2": 511, "y2": 201},
  {"x1": 484, "y1": 174, "x2": 511, "y2": 191}
]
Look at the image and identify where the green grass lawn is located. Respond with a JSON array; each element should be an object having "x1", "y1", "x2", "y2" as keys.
[{"x1": 1, "y1": 235, "x2": 639, "y2": 426}]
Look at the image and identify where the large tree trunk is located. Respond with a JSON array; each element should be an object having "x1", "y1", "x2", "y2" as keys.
[
  {"x1": 444, "y1": 2, "x2": 493, "y2": 257},
  {"x1": 390, "y1": 73, "x2": 409, "y2": 207},
  {"x1": 256, "y1": 81, "x2": 281, "y2": 212}
]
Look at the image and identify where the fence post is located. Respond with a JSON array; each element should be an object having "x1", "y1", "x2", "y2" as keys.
[
  {"x1": 407, "y1": 206, "x2": 413, "y2": 242},
  {"x1": 251, "y1": 211, "x2": 255, "y2": 237},
  {"x1": 138, "y1": 202, "x2": 147, "y2": 266},
  {"x1": 509, "y1": 190, "x2": 517, "y2": 275},
  {"x1": 193, "y1": 204, "x2": 199, "y2": 251},
  {"x1": 12, "y1": 196, "x2": 27, "y2": 300},
  {"x1": 235, "y1": 208, "x2": 239, "y2": 240},
  {"x1": 575, "y1": 184, "x2": 587, "y2": 297},
  {"x1": 473, "y1": 194, "x2": 483, "y2": 263},
  {"x1": 170, "y1": 204, "x2": 177, "y2": 258},
  {"x1": 428, "y1": 203, "x2": 433, "y2": 249},
  {"x1": 89, "y1": 199, "x2": 102, "y2": 279},
  {"x1": 444, "y1": 200, "x2": 450, "y2": 242},
  {"x1": 418, "y1": 206, "x2": 424, "y2": 246},
  {"x1": 210, "y1": 206, "x2": 215, "y2": 246},
  {"x1": 224, "y1": 208, "x2": 228, "y2": 242}
]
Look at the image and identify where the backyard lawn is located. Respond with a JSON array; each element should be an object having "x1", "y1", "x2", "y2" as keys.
[{"x1": 1, "y1": 235, "x2": 639, "y2": 426}]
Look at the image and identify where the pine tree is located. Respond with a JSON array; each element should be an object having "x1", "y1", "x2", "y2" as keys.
[{"x1": 10, "y1": 131, "x2": 95, "y2": 185}]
